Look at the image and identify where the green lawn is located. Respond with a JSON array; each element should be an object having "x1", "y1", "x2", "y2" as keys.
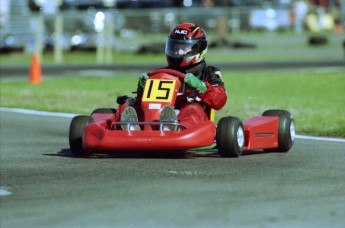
[
  {"x1": 1, "y1": 68, "x2": 344, "y2": 137},
  {"x1": 1, "y1": 32, "x2": 344, "y2": 137}
]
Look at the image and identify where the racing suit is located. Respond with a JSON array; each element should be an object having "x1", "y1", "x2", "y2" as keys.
[
  {"x1": 116, "y1": 60, "x2": 227, "y2": 128},
  {"x1": 168, "y1": 60, "x2": 227, "y2": 127}
]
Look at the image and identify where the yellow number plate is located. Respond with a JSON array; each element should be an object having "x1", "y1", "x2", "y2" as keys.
[{"x1": 142, "y1": 79, "x2": 176, "y2": 102}]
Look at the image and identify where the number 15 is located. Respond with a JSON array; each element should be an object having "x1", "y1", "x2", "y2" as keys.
[{"x1": 142, "y1": 79, "x2": 176, "y2": 102}]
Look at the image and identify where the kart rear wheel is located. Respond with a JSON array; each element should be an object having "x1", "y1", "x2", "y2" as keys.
[
  {"x1": 69, "y1": 115, "x2": 94, "y2": 157},
  {"x1": 262, "y1": 109, "x2": 295, "y2": 152},
  {"x1": 91, "y1": 108, "x2": 116, "y2": 115},
  {"x1": 216, "y1": 116, "x2": 244, "y2": 157}
]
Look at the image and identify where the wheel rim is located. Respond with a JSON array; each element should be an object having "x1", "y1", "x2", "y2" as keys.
[
  {"x1": 237, "y1": 126, "x2": 245, "y2": 148},
  {"x1": 290, "y1": 120, "x2": 296, "y2": 142}
]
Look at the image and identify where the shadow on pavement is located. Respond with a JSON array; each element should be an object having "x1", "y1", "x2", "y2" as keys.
[{"x1": 44, "y1": 148, "x2": 272, "y2": 159}]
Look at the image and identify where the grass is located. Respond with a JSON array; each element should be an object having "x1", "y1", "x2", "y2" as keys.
[
  {"x1": 1, "y1": 68, "x2": 344, "y2": 137},
  {"x1": 1, "y1": 32, "x2": 344, "y2": 137},
  {"x1": 226, "y1": 69, "x2": 345, "y2": 137}
]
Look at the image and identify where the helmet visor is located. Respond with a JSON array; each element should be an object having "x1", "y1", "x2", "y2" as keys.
[{"x1": 165, "y1": 38, "x2": 199, "y2": 58}]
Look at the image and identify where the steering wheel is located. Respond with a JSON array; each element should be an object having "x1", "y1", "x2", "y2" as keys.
[
  {"x1": 148, "y1": 69, "x2": 185, "y2": 80},
  {"x1": 148, "y1": 69, "x2": 186, "y2": 94}
]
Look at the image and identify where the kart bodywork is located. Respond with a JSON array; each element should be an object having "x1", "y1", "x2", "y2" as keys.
[{"x1": 69, "y1": 69, "x2": 295, "y2": 157}]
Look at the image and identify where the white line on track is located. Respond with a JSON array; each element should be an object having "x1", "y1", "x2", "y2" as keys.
[
  {"x1": 295, "y1": 135, "x2": 345, "y2": 143},
  {"x1": 1, "y1": 107, "x2": 344, "y2": 143},
  {"x1": 0, "y1": 187, "x2": 12, "y2": 197},
  {"x1": 0, "y1": 107, "x2": 77, "y2": 118}
]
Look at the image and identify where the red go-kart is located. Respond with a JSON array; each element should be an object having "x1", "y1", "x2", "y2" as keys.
[{"x1": 69, "y1": 69, "x2": 295, "y2": 157}]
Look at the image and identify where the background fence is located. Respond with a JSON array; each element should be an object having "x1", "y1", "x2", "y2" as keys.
[{"x1": 1, "y1": 0, "x2": 344, "y2": 63}]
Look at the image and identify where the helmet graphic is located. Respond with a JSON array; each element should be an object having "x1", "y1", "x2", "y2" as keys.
[{"x1": 165, "y1": 23, "x2": 208, "y2": 69}]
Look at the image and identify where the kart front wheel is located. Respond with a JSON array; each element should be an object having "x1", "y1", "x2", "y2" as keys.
[
  {"x1": 262, "y1": 109, "x2": 295, "y2": 152},
  {"x1": 216, "y1": 116, "x2": 245, "y2": 157},
  {"x1": 69, "y1": 115, "x2": 94, "y2": 157}
]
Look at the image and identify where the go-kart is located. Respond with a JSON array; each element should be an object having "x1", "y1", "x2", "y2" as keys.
[{"x1": 69, "y1": 69, "x2": 295, "y2": 157}]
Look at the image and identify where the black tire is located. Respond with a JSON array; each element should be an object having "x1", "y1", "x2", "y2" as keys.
[
  {"x1": 91, "y1": 108, "x2": 116, "y2": 115},
  {"x1": 216, "y1": 116, "x2": 245, "y2": 157},
  {"x1": 262, "y1": 109, "x2": 295, "y2": 152},
  {"x1": 69, "y1": 115, "x2": 94, "y2": 156}
]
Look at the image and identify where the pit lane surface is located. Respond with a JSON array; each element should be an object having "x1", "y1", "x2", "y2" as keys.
[{"x1": 1, "y1": 110, "x2": 344, "y2": 227}]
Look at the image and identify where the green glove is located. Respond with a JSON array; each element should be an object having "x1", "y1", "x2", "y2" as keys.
[
  {"x1": 184, "y1": 73, "x2": 207, "y2": 93},
  {"x1": 137, "y1": 73, "x2": 148, "y2": 91}
]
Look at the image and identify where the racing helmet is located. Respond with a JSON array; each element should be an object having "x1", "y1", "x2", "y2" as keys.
[{"x1": 165, "y1": 23, "x2": 208, "y2": 69}]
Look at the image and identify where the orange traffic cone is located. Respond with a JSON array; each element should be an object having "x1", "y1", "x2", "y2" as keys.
[{"x1": 29, "y1": 53, "x2": 42, "y2": 85}]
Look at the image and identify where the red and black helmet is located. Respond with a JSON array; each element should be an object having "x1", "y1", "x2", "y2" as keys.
[{"x1": 165, "y1": 23, "x2": 208, "y2": 69}]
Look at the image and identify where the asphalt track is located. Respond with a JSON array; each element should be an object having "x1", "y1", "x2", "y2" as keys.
[{"x1": 1, "y1": 109, "x2": 344, "y2": 227}]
